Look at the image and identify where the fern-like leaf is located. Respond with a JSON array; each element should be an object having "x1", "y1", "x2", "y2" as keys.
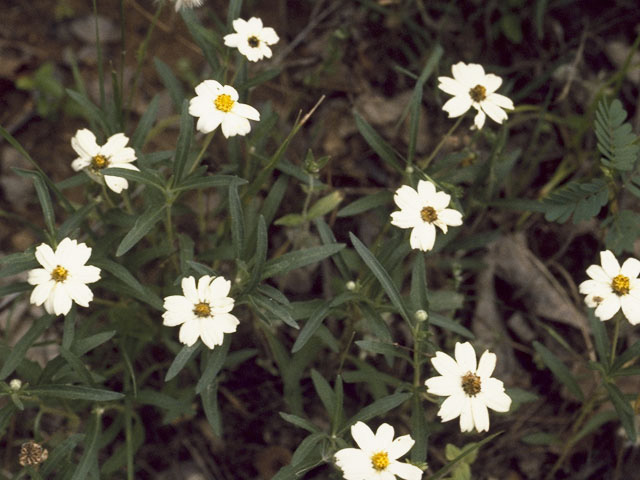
[
  {"x1": 595, "y1": 98, "x2": 640, "y2": 171},
  {"x1": 541, "y1": 179, "x2": 608, "y2": 224}
]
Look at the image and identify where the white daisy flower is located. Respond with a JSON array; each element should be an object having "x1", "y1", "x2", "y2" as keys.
[
  {"x1": 335, "y1": 422, "x2": 423, "y2": 480},
  {"x1": 162, "y1": 275, "x2": 240, "y2": 349},
  {"x1": 171, "y1": 0, "x2": 203, "y2": 11},
  {"x1": 224, "y1": 17, "x2": 280, "y2": 62},
  {"x1": 578, "y1": 250, "x2": 640, "y2": 325},
  {"x1": 425, "y1": 342, "x2": 511, "y2": 433},
  {"x1": 71, "y1": 129, "x2": 139, "y2": 194},
  {"x1": 27, "y1": 238, "x2": 101, "y2": 316},
  {"x1": 390, "y1": 180, "x2": 463, "y2": 252},
  {"x1": 438, "y1": 62, "x2": 514, "y2": 130},
  {"x1": 188, "y1": 80, "x2": 260, "y2": 138}
]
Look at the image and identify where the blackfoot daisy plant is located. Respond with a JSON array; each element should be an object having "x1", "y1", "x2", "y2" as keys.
[
  {"x1": 334, "y1": 422, "x2": 423, "y2": 480},
  {"x1": 579, "y1": 250, "x2": 640, "y2": 325},
  {"x1": 27, "y1": 238, "x2": 101, "y2": 316},
  {"x1": 71, "y1": 129, "x2": 139, "y2": 193},
  {"x1": 162, "y1": 275, "x2": 239, "y2": 349},
  {"x1": 390, "y1": 179, "x2": 463, "y2": 252},
  {"x1": 425, "y1": 342, "x2": 511, "y2": 432},
  {"x1": 438, "y1": 62, "x2": 514, "y2": 129},
  {"x1": 188, "y1": 80, "x2": 260, "y2": 137},
  {"x1": 224, "y1": 17, "x2": 279, "y2": 62}
]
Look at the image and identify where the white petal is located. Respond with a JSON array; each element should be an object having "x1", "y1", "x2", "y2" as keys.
[
  {"x1": 53, "y1": 287, "x2": 73, "y2": 316},
  {"x1": 74, "y1": 265, "x2": 100, "y2": 284},
  {"x1": 620, "y1": 295, "x2": 640, "y2": 325},
  {"x1": 471, "y1": 398, "x2": 490, "y2": 432},
  {"x1": 71, "y1": 158, "x2": 90, "y2": 171},
  {"x1": 621, "y1": 257, "x2": 640, "y2": 279},
  {"x1": 180, "y1": 276, "x2": 198, "y2": 303},
  {"x1": 197, "y1": 275, "x2": 213, "y2": 301},
  {"x1": 374, "y1": 423, "x2": 395, "y2": 450},
  {"x1": 416, "y1": 180, "x2": 436, "y2": 200},
  {"x1": 410, "y1": 223, "x2": 436, "y2": 251},
  {"x1": 34, "y1": 243, "x2": 56, "y2": 271},
  {"x1": 437, "y1": 208, "x2": 463, "y2": 227},
  {"x1": 451, "y1": 62, "x2": 474, "y2": 87},
  {"x1": 64, "y1": 280, "x2": 94, "y2": 307},
  {"x1": 458, "y1": 396, "x2": 475, "y2": 432},
  {"x1": 213, "y1": 313, "x2": 239, "y2": 333},
  {"x1": 594, "y1": 295, "x2": 621, "y2": 321},
  {"x1": 101, "y1": 133, "x2": 130, "y2": 157},
  {"x1": 425, "y1": 375, "x2": 461, "y2": 397},
  {"x1": 387, "y1": 434, "x2": 414, "y2": 460},
  {"x1": 584, "y1": 265, "x2": 611, "y2": 284},
  {"x1": 209, "y1": 276, "x2": 231, "y2": 298},
  {"x1": 71, "y1": 129, "x2": 100, "y2": 158},
  {"x1": 482, "y1": 73, "x2": 502, "y2": 94},
  {"x1": 442, "y1": 95, "x2": 472, "y2": 118},
  {"x1": 104, "y1": 174, "x2": 128, "y2": 193},
  {"x1": 464, "y1": 63, "x2": 486, "y2": 86},
  {"x1": 109, "y1": 149, "x2": 138, "y2": 165},
  {"x1": 351, "y1": 422, "x2": 376, "y2": 452},
  {"x1": 390, "y1": 210, "x2": 420, "y2": 229},
  {"x1": 221, "y1": 115, "x2": 251, "y2": 138},
  {"x1": 600, "y1": 250, "x2": 621, "y2": 277},
  {"x1": 428, "y1": 191, "x2": 451, "y2": 210},
  {"x1": 30, "y1": 280, "x2": 55, "y2": 306},
  {"x1": 59, "y1": 239, "x2": 91, "y2": 269},
  {"x1": 195, "y1": 80, "x2": 223, "y2": 99},
  {"x1": 487, "y1": 92, "x2": 514, "y2": 110},
  {"x1": 219, "y1": 85, "x2": 239, "y2": 101},
  {"x1": 261, "y1": 27, "x2": 279, "y2": 45},
  {"x1": 454, "y1": 342, "x2": 477, "y2": 373},
  {"x1": 27, "y1": 268, "x2": 50, "y2": 286},
  {"x1": 196, "y1": 110, "x2": 225, "y2": 134},
  {"x1": 189, "y1": 95, "x2": 214, "y2": 118},
  {"x1": 481, "y1": 383, "x2": 512, "y2": 412},
  {"x1": 438, "y1": 76, "x2": 468, "y2": 97},
  {"x1": 476, "y1": 351, "x2": 496, "y2": 378},
  {"x1": 200, "y1": 322, "x2": 224, "y2": 349},
  {"x1": 473, "y1": 110, "x2": 486, "y2": 129},
  {"x1": 481, "y1": 101, "x2": 508, "y2": 124},
  {"x1": 430, "y1": 351, "x2": 463, "y2": 377},
  {"x1": 179, "y1": 318, "x2": 201, "y2": 346},
  {"x1": 394, "y1": 185, "x2": 421, "y2": 211},
  {"x1": 388, "y1": 462, "x2": 423, "y2": 480},
  {"x1": 231, "y1": 18, "x2": 249, "y2": 34},
  {"x1": 437, "y1": 392, "x2": 465, "y2": 422},
  {"x1": 232, "y1": 102, "x2": 260, "y2": 121},
  {"x1": 247, "y1": 17, "x2": 263, "y2": 30},
  {"x1": 223, "y1": 32, "x2": 241, "y2": 47}
]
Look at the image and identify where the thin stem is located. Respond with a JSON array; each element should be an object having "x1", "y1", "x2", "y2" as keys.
[
  {"x1": 188, "y1": 131, "x2": 215, "y2": 177},
  {"x1": 421, "y1": 115, "x2": 464, "y2": 169},
  {"x1": 610, "y1": 314, "x2": 621, "y2": 366},
  {"x1": 126, "y1": 1, "x2": 163, "y2": 125},
  {"x1": 412, "y1": 321, "x2": 422, "y2": 388},
  {"x1": 101, "y1": 183, "x2": 116, "y2": 209}
]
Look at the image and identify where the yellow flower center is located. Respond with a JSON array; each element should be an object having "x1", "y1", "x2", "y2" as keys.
[
  {"x1": 50, "y1": 265, "x2": 68, "y2": 283},
  {"x1": 420, "y1": 206, "x2": 438, "y2": 223},
  {"x1": 91, "y1": 154, "x2": 109, "y2": 172},
  {"x1": 248, "y1": 35, "x2": 260, "y2": 48},
  {"x1": 461, "y1": 372, "x2": 482, "y2": 396},
  {"x1": 611, "y1": 274, "x2": 630, "y2": 295},
  {"x1": 469, "y1": 84, "x2": 487, "y2": 102},
  {"x1": 193, "y1": 302, "x2": 212, "y2": 317},
  {"x1": 214, "y1": 94, "x2": 235, "y2": 113},
  {"x1": 371, "y1": 451, "x2": 390, "y2": 471}
]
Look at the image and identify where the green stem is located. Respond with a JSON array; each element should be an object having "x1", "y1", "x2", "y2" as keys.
[
  {"x1": 188, "y1": 131, "x2": 215, "y2": 177},
  {"x1": 126, "y1": 1, "x2": 163, "y2": 125},
  {"x1": 610, "y1": 314, "x2": 621, "y2": 366},
  {"x1": 421, "y1": 115, "x2": 464, "y2": 169}
]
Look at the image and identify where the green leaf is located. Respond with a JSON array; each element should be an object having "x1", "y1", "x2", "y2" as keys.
[
  {"x1": 274, "y1": 213, "x2": 305, "y2": 227},
  {"x1": 116, "y1": 203, "x2": 166, "y2": 256},
  {"x1": 131, "y1": 95, "x2": 159, "y2": 149},
  {"x1": 92, "y1": 258, "x2": 163, "y2": 310},
  {"x1": 201, "y1": 380, "x2": 222, "y2": 436},
  {"x1": 605, "y1": 209, "x2": 640, "y2": 254},
  {"x1": 40, "y1": 433, "x2": 84, "y2": 477},
  {"x1": 153, "y1": 58, "x2": 184, "y2": 110},
  {"x1": 246, "y1": 215, "x2": 268, "y2": 293},
  {"x1": 229, "y1": 181, "x2": 245, "y2": 259},
  {"x1": 291, "y1": 432, "x2": 325, "y2": 466},
  {"x1": 172, "y1": 100, "x2": 194, "y2": 187},
  {"x1": 520, "y1": 432, "x2": 560, "y2": 445},
  {"x1": 249, "y1": 293, "x2": 297, "y2": 329},
  {"x1": 13, "y1": 169, "x2": 55, "y2": 236},
  {"x1": 612, "y1": 339, "x2": 640, "y2": 372},
  {"x1": 28, "y1": 385, "x2": 124, "y2": 401},
  {"x1": 307, "y1": 191, "x2": 344, "y2": 219},
  {"x1": 280, "y1": 412, "x2": 320, "y2": 434},
  {"x1": 603, "y1": 381, "x2": 636, "y2": 442},
  {"x1": 535, "y1": 0, "x2": 548, "y2": 39},
  {"x1": 587, "y1": 309, "x2": 609, "y2": 366},
  {"x1": 410, "y1": 393, "x2": 428, "y2": 463},
  {"x1": 595, "y1": 98, "x2": 640, "y2": 171},
  {"x1": 541, "y1": 179, "x2": 608, "y2": 224},
  {"x1": 341, "y1": 392, "x2": 412, "y2": 434},
  {"x1": 350, "y1": 233, "x2": 411, "y2": 324},
  {"x1": 227, "y1": 0, "x2": 243, "y2": 27},
  {"x1": 180, "y1": 9, "x2": 221, "y2": 73},
  {"x1": 172, "y1": 174, "x2": 247, "y2": 192},
  {"x1": 102, "y1": 167, "x2": 166, "y2": 192},
  {"x1": 66, "y1": 88, "x2": 108, "y2": 133},
  {"x1": 430, "y1": 432, "x2": 501, "y2": 480},
  {"x1": 337, "y1": 190, "x2": 393, "y2": 218},
  {"x1": 57, "y1": 201, "x2": 97, "y2": 242},
  {"x1": 310, "y1": 369, "x2": 335, "y2": 415},
  {"x1": 410, "y1": 251, "x2": 428, "y2": 312},
  {"x1": 500, "y1": 13, "x2": 523, "y2": 44},
  {"x1": 165, "y1": 342, "x2": 201, "y2": 382},
  {"x1": 71, "y1": 411, "x2": 101, "y2": 480},
  {"x1": 72, "y1": 331, "x2": 116, "y2": 356},
  {"x1": 0, "y1": 314, "x2": 54, "y2": 381},
  {"x1": 573, "y1": 410, "x2": 618, "y2": 444},
  {"x1": 260, "y1": 174, "x2": 288, "y2": 225},
  {"x1": 262, "y1": 243, "x2": 345, "y2": 280},
  {"x1": 355, "y1": 340, "x2": 412, "y2": 362},
  {"x1": 354, "y1": 111, "x2": 403, "y2": 172},
  {"x1": 195, "y1": 337, "x2": 230, "y2": 394},
  {"x1": 533, "y1": 341, "x2": 584, "y2": 401}
]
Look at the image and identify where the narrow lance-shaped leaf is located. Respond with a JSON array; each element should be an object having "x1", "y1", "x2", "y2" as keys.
[
  {"x1": 153, "y1": 58, "x2": 184, "y2": 110},
  {"x1": 0, "y1": 314, "x2": 55, "y2": 381},
  {"x1": 172, "y1": 100, "x2": 194, "y2": 187},
  {"x1": 165, "y1": 343, "x2": 201, "y2": 382},
  {"x1": 261, "y1": 243, "x2": 345, "y2": 280},
  {"x1": 229, "y1": 181, "x2": 245, "y2": 259},
  {"x1": 340, "y1": 392, "x2": 412, "y2": 434},
  {"x1": 350, "y1": 232, "x2": 412, "y2": 325},
  {"x1": 195, "y1": 337, "x2": 231, "y2": 394},
  {"x1": 533, "y1": 341, "x2": 584, "y2": 401},
  {"x1": 14, "y1": 169, "x2": 55, "y2": 236},
  {"x1": 116, "y1": 203, "x2": 167, "y2": 257},
  {"x1": 70, "y1": 410, "x2": 102, "y2": 480},
  {"x1": 603, "y1": 381, "x2": 636, "y2": 442}
]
